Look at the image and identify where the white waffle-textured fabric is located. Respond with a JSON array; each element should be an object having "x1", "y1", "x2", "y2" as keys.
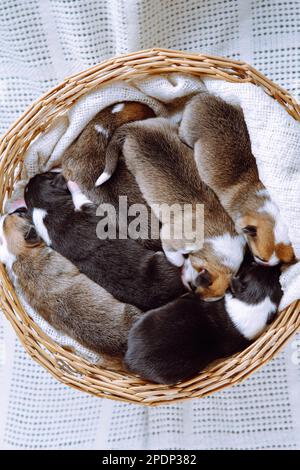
[{"x1": 0, "y1": 0, "x2": 300, "y2": 450}]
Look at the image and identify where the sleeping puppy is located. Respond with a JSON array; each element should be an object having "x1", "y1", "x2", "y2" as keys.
[
  {"x1": 24, "y1": 172, "x2": 185, "y2": 311},
  {"x1": 96, "y1": 117, "x2": 246, "y2": 301},
  {"x1": 179, "y1": 92, "x2": 294, "y2": 266},
  {"x1": 125, "y1": 256, "x2": 283, "y2": 384},
  {"x1": 62, "y1": 101, "x2": 160, "y2": 250},
  {"x1": 0, "y1": 211, "x2": 142, "y2": 360}
]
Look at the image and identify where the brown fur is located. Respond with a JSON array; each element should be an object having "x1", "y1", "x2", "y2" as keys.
[
  {"x1": 105, "y1": 117, "x2": 244, "y2": 300},
  {"x1": 188, "y1": 250, "x2": 232, "y2": 300},
  {"x1": 179, "y1": 92, "x2": 294, "y2": 264},
  {"x1": 275, "y1": 242, "x2": 295, "y2": 263},
  {"x1": 62, "y1": 101, "x2": 160, "y2": 250},
  {"x1": 237, "y1": 213, "x2": 275, "y2": 262},
  {"x1": 3, "y1": 213, "x2": 142, "y2": 357}
]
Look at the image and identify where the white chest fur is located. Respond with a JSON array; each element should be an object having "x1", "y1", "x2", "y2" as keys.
[
  {"x1": 0, "y1": 215, "x2": 16, "y2": 270},
  {"x1": 32, "y1": 208, "x2": 52, "y2": 246},
  {"x1": 208, "y1": 233, "x2": 246, "y2": 273},
  {"x1": 225, "y1": 292, "x2": 276, "y2": 340}
]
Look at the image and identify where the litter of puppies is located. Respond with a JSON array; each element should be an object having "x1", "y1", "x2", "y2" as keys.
[{"x1": 0, "y1": 83, "x2": 297, "y2": 385}]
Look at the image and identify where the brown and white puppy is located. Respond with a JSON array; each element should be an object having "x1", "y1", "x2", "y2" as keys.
[
  {"x1": 62, "y1": 101, "x2": 160, "y2": 250},
  {"x1": 0, "y1": 211, "x2": 142, "y2": 360},
  {"x1": 179, "y1": 92, "x2": 295, "y2": 266},
  {"x1": 96, "y1": 117, "x2": 246, "y2": 301}
]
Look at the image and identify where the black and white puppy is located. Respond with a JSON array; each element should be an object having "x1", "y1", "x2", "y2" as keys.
[
  {"x1": 124, "y1": 256, "x2": 283, "y2": 384},
  {"x1": 24, "y1": 172, "x2": 185, "y2": 311}
]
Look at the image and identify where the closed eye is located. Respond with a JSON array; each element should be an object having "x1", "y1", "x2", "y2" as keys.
[{"x1": 256, "y1": 256, "x2": 268, "y2": 262}]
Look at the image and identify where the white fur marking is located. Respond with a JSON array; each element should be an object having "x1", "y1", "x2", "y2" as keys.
[
  {"x1": 94, "y1": 124, "x2": 109, "y2": 138},
  {"x1": 225, "y1": 292, "x2": 276, "y2": 340},
  {"x1": 112, "y1": 103, "x2": 125, "y2": 113},
  {"x1": 208, "y1": 233, "x2": 245, "y2": 272},
  {"x1": 181, "y1": 257, "x2": 198, "y2": 289},
  {"x1": 258, "y1": 199, "x2": 290, "y2": 245},
  {"x1": 254, "y1": 253, "x2": 279, "y2": 266},
  {"x1": 50, "y1": 168, "x2": 62, "y2": 173},
  {"x1": 95, "y1": 171, "x2": 111, "y2": 187},
  {"x1": 32, "y1": 209, "x2": 51, "y2": 246},
  {"x1": 164, "y1": 250, "x2": 185, "y2": 267},
  {"x1": 71, "y1": 192, "x2": 93, "y2": 211},
  {"x1": 279, "y1": 275, "x2": 300, "y2": 311},
  {"x1": 0, "y1": 215, "x2": 16, "y2": 270},
  {"x1": 67, "y1": 181, "x2": 93, "y2": 210},
  {"x1": 256, "y1": 188, "x2": 269, "y2": 198}
]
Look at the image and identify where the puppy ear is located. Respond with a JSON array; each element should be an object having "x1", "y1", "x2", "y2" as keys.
[
  {"x1": 195, "y1": 268, "x2": 212, "y2": 288},
  {"x1": 51, "y1": 173, "x2": 68, "y2": 190},
  {"x1": 24, "y1": 226, "x2": 41, "y2": 246},
  {"x1": 242, "y1": 225, "x2": 257, "y2": 237}
]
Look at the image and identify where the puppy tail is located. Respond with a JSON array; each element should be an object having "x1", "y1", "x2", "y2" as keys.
[{"x1": 95, "y1": 128, "x2": 126, "y2": 187}]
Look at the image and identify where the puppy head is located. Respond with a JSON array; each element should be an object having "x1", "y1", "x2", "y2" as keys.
[
  {"x1": 182, "y1": 254, "x2": 231, "y2": 301},
  {"x1": 237, "y1": 212, "x2": 294, "y2": 266},
  {"x1": 24, "y1": 172, "x2": 69, "y2": 211},
  {"x1": 0, "y1": 212, "x2": 42, "y2": 267},
  {"x1": 230, "y1": 259, "x2": 283, "y2": 307}
]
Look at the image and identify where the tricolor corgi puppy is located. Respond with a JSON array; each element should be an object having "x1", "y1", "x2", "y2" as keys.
[
  {"x1": 62, "y1": 101, "x2": 160, "y2": 250},
  {"x1": 24, "y1": 172, "x2": 185, "y2": 311},
  {"x1": 96, "y1": 117, "x2": 246, "y2": 301},
  {"x1": 125, "y1": 255, "x2": 283, "y2": 384},
  {"x1": 0, "y1": 211, "x2": 142, "y2": 359},
  {"x1": 179, "y1": 92, "x2": 294, "y2": 266}
]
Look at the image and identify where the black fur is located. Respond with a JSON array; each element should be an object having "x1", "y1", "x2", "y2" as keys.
[
  {"x1": 24, "y1": 172, "x2": 185, "y2": 311},
  {"x1": 124, "y1": 257, "x2": 283, "y2": 384}
]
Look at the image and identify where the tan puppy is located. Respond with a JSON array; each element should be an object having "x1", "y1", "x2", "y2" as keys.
[
  {"x1": 97, "y1": 117, "x2": 246, "y2": 301},
  {"x1": 62, "y1": 101, "x2": 160, "y2": 250},
  {"x1": 0, "y1": 211, "x2": 141, "y2": 360},
  {"x1": 179, "y1": 92, "x2": 294, "y2": 266}
]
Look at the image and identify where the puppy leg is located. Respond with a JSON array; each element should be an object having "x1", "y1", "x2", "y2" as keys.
[
  {"x1": 95, "y1": 129, "x2": 124, "y2": 187},
  {"x1": 67, "y1": 181, "x2": 94, "y2": 211},
  {"x1": 162, "y1": 244, "x2": 186, "y2": 267},
  {"x1": 160, "y1": 220, "x2": 203, "y2": 267},
  {"x1": 159, "y1": 203, "x2": 204, "y2": 268}
]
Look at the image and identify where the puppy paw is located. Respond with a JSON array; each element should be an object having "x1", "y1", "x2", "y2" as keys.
[
  {"x1": 67, "y1": 180, "x2": 80, "y2": 194},
  {"x1": 67, "y1": 180, "x2": 93, "y2": 211},
  {"x1": 95, "y1": 171, "x2": 111, "y2": 187},
  {"x1": 164, "y1": 249, "x2": 185, "y2": 267}
]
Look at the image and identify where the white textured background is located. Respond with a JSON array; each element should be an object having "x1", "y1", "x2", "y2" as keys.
[{"x1": 0, "y1": 0, "x2": 299, "y2": 450}]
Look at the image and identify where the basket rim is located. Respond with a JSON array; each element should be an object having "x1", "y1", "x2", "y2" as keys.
[{"x1": 0, "y1": 47, "x2": 299, "y2": 406}]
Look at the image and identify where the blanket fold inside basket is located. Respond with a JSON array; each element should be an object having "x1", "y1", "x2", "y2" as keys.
[{"x1": 7, "y1": 73, "x2": 300, "y2": 362}]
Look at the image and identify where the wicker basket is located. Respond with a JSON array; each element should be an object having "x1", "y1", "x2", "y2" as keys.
[{"x1": 0, "y1": 48, "x2": 299, "y2": 406}]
